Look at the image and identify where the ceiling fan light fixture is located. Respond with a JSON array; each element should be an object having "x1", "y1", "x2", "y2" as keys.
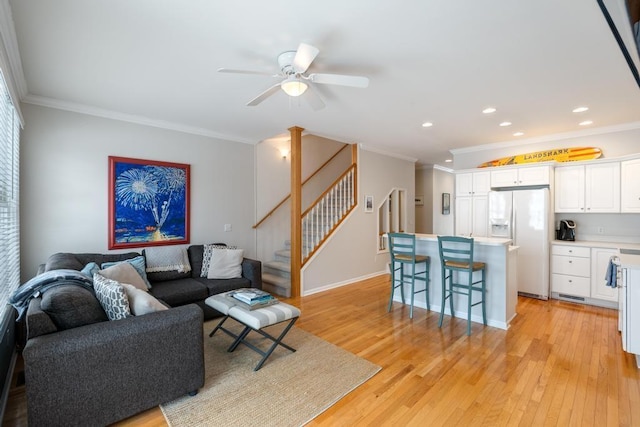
[{"x1": 281, "y1": 77, "x2": 308, "y2": 97}]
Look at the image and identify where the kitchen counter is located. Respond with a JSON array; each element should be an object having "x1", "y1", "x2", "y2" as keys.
[
  {"x1": 552, "y1": 240, "x2": 640, "y2": 251},
  {"x1": 391, "y1": 234, "x2": 518, "y2": 330}
]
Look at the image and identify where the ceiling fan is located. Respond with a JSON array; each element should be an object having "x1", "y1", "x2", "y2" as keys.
[{"x1": 218, "y1": 43, "x2": 369, "y2": 110}]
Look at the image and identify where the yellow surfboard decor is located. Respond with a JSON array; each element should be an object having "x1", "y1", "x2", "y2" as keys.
[{"x1": 477, "y1": 147, "x2": 602, "y2": 168}]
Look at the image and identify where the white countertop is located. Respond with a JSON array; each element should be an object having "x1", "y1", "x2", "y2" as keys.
[
  {"x1": 552, "y1": 240, "x2": 640, "y2": 251},
  {"x1": 621, "y1": 254, "x2": 640, "y2": 269},
  {"x1": 413, "y1": 233, "x2": 513, "y2": 247}
]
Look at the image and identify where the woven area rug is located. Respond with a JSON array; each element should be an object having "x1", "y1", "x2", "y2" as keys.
[{"x1": 160, "y1": 319, "x2": 381, "y2": 426}]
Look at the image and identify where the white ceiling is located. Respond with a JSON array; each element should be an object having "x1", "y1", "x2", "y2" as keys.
[{"x1": 6, "y1": 0, "x2": 640, "y2": 167}]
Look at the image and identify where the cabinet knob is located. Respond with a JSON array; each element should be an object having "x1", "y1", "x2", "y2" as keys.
[
  {"x1": 569, "y1": 260, "x2": 572, "y2": 263},
  {"x1": 569, "y1": 250, "x2": 573, "y2": 253},
  {"x1": 569, "y1": 280, "x2": 572, "y2": 283}
]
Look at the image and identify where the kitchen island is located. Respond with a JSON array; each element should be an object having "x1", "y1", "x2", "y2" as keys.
[{"x1": 391, "y1": 234, "x2": 518, "y2": 330}]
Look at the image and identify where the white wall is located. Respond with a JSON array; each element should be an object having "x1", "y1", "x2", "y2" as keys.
[
  {"x1": 432, "y1": 167, "x2": 454, "y2": 235},
  {"x1": 415, "y1": 167, "x2": 433, "y2": 233},
  {"x1": 451, "y1": 125, "x2": 640, "y2": 170},
  {"x1": 20, "y1": 104, "x2": 256, "y2": 280},
  {"x1": 255, "y1": 133, "x2": 348, "y2": 263},
  {"x1": 301, "y1": 146, "x2": 415, "y2": 295}
]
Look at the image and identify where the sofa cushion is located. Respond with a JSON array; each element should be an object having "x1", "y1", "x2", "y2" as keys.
[
  {"x1": 101, "y1": 256, "x2": 152, "y2": 290},
  {"x1": 40, "y1": 285, "x2": 108, "y2": 330},
  {"x1": 121, "y1": 283, "x2": 168, "y2": 316},
  {"x1": 99, "y1": 262, "x2": 148, "y2": 292},
  {"x1": 45, "y1": 252, "x2": 140, "y2": 272},
  {"x1": 93, "y1": 273, "x2": 131, "y2": 321},
  {"x1": 149, "y1": 278, "x2": 208, "y2": 307},
  {"x1": 207, "y1": 248, "x2": 244, "y2": 279},
  {"x1": 143, "y1": 246, "x2": 191, "y2": 282},
  {"x1": 193, "y1": 277, "x2": 251, "y2": 295}
]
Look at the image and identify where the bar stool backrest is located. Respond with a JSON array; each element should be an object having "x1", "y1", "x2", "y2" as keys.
[
  {"x1": 388, "y1": 233, "x2": 418, "y2": 263},
  {"x1": 438, "y1": 235, "x2": 475, "y2": 272}
]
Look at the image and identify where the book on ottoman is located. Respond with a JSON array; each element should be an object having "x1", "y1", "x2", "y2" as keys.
[{"x1": 227, "y1": 289, "x2": 279, "y2": 311}]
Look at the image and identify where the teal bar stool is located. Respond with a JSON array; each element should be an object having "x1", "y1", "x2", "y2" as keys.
[
  {"x1": 437, "y1": 236, "x2": 487, "y2": 335},
  {"x1": 387, "y1": 233, "x2": 430, "y2": 318}
]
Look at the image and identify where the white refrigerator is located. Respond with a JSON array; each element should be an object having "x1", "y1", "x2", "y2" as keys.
[{"x1": 488, "y1": 188, "x2": 551, "y2": 299}]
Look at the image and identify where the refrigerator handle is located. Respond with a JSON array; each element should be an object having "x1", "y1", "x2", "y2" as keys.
[{"x1": 512, "y1": 203, "x2": 516, "y2": 242}]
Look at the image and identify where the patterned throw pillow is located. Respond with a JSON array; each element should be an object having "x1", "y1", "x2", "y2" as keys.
[
  {"x1": 200, "y1": 244, "x2": 237, "y2": 277},
  {"x1": 93, "y1": 273, "x2": 131, "y2": 321}
]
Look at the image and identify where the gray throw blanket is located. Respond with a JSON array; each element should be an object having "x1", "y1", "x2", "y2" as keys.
[{"x1": 9, "y1": 269, "x2": 94, "y2": 321}]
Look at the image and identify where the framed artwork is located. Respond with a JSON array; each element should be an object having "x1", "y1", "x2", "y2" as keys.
[
  {"x1": 108, "y1": 156, "x2": 190, "y2": 249},
  {"x1": 442, "y1": 193, "x2": 450, "y2": 215},
  {"x1": 364, "y1": 195, "x2": 374, "y2": 213}
]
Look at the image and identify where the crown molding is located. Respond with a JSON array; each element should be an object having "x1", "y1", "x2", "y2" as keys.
[
  {"x1": 433, "y1": 164, "x2": 454, "y2": 173},
  {"x1": 22, "y1": 94, "x2": 258, "y2": 144},
  {"x1": 449, "y1": 121, "x2": 640, "y2": 155},
  {"x1": 359, "y1": 143, "x2": 418, "y2": 163}
]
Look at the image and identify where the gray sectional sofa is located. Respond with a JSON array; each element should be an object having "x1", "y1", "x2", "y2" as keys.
[{"x1": 21, "y1": 244, "x2": 262, "y2": 426}]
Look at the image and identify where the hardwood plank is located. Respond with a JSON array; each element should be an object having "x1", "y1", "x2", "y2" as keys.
[{"x1": 4, "y1": 274, "x2": 640, "y2": 427}]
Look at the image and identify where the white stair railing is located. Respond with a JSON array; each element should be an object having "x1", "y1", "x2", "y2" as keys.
[{"x1": 302, "y1": 165, "x2": 357, "y2": 264}]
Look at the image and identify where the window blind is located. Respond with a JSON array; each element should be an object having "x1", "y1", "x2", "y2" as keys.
[{"x1": 0, "y1": 70, "x2": 20, "y2": 320}]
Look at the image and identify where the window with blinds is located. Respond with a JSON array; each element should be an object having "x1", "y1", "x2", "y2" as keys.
[{"x1": 0, "y1": 70, "x2": 20, "y2": 320}]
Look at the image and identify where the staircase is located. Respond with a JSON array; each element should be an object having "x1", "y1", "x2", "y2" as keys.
[
  {"x1": 260, "y1": 163, "x2": 357, "y2": 298},
  {"x1": 262, "y1": 243, "x2": 292, "y2": 297}
]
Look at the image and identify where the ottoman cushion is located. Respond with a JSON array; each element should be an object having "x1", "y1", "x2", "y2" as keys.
[{"x1": 228, "y1": 304, "x2": 300, "y2": 330}]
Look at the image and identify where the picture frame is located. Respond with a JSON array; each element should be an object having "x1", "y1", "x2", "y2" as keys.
[
  {"x1": 364, "y1": 195, "x2": 374, "y2": 213},
  {"x1": 442, "y1": 193, "x2": 450, "y2": 215},
  {"x1": 108, "y1": 156, "x2": 190, "y2": 249}
]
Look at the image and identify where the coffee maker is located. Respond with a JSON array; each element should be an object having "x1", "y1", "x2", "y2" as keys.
[{"x1": 557, "y1": 220, "x2": 576, "y2": 241}]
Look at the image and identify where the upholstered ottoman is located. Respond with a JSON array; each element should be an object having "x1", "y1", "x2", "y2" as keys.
[{"x1": 205, "y1": 292, "x2": 301, "y2": 371}]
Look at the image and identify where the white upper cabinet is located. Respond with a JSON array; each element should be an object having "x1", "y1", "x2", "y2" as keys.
[
  {"x1": 621, "y1": 159, "x2": 640, "y2": 213},
  {"x1": 555, "y1": 162, "x2": 620, "y2": 213},
  {"x1": 490, "y1": 165, "x2": 551, "y2": 188},
  {"x1": 456, "y1": 171, "x2": 490, "y2": 196}
]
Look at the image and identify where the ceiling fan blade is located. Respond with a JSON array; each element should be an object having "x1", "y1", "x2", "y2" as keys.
[
  {"x1": 293, "y1": 43, "x2": 319, "y2": 74},
  {"x1": 304, "y1": 84, "x2": 325, "y2": 111},
  {"x1": 218, "y1": 68, "x2": 277, "y2": 77},
  {"x1": 247, "y1": 83, "x2": 282, "y2": 106},
  {"x1": 308, "y1": 73, "x2": 369, "y2": 88}
]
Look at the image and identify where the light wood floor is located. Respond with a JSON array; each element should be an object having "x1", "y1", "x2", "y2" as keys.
[{"x1": 4, "y1": 274, "x2": 640, "y2": 426}]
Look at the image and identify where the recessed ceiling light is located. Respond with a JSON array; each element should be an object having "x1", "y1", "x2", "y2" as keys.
[
  {"x1": 573, "y1": 106, "x2": 589, "y2": 113},
  {"x1": 499, "y1": 121, "x2": 512, "y2": 127},
  {"x1": 579, "y1": 120, "x2": 593, "y2": 126},
  {"x1": 445, "y1": 159, "x2": 452, "y2": 163},
  {"x1": 513, "y1": 131, "x2": 524, "y2": 136},
  {"x1": 422, "y1": 122, "x2": 433, "y2": 128},
  {"x1": 482, "y1": 107, "x2": 496, "y2": 114}
]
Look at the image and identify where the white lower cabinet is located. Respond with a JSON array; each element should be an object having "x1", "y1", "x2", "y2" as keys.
[
  {"x1": 551, "y1": 244, "x2": 619, "y2": 305},
  {"x1": 591, "y1": 247, "x2": 619, "y2": 302},
  {"x1": 551, "y1": 245, "x2": 591, "y2": 298}
]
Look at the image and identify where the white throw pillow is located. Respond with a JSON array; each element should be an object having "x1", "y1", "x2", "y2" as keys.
[
  {"x1": 98, "y1": 262, "x2": 148, "y2": 292},
  {"x1": 121, "y1": 283, "x2": 168, "y2": 316},
  {"x1": 207, "y1": 248, "x2": 244, "y2": 279}
]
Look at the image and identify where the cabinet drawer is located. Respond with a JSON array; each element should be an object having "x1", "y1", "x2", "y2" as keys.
[
  {"x1": 551, "y1": 255, "x2": 591, "y2": 277},
  {"x1": 551, "y1": 274, "x2": 591, "y2": 298},
  {"x1": 551, "y1": 245, "x2": 590, "y2": 258}
]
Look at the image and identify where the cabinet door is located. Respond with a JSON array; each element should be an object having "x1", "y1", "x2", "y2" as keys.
[
  {"x1": 490, "y1": 169, "x2": 518, "y2": 188},
  {"x1": 472, "y1": 195, "x2": 488, "y2": 237},
  {"x1": 472, "y1": 171, "x2": 491, "y2": 196},
  {"x1": 591, "y1": 247, "x2": 619, "y2": 302},
  {"x1": 621, "y1": 159, "x2": 640, "y2": 212},
  {"x1": 456, "y1": 173, "x2": 473, "y2": 196},
  {"x1": 554, "y1": 166, "x2": 585, "y2": 212},
  {"x1": 455, "y1": 196, "x2": 472, "y2": 236},
  {"x1": 585, "y1": 162, "x2": 620, "y2": 213},
  {"x1": 518, "y1": 166, "x2": 550, "y2": 186}
]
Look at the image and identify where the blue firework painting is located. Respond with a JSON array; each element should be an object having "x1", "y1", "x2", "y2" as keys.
[{"x1": 109, "y1": 157, "x2": 190, "y2": 249}]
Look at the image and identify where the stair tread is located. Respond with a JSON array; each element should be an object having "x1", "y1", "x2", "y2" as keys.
[
  {"x1": 275, "y1": 249, "x2": 291, "y2": 258},
  {"x1": 262, "y1": 272, "x2": 291, "y2": 287},
  {"x1": 264, "y1": 260, "x2": 291, "y2": 272}
]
